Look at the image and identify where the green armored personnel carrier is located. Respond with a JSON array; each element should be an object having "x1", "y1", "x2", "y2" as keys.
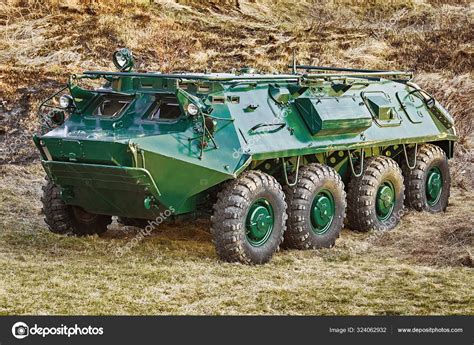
[{"x1": 34, "y1": 49, "x2": 457, "y2": 264}]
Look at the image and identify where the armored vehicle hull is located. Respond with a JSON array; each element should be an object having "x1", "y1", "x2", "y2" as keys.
[{"x1": 35, "y1": 52, "x2": 457, "y2": 264}]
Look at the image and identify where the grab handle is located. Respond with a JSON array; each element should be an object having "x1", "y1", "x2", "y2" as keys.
[{"x1": 248, "y1": 122, "x2": 286, "y2": 134}]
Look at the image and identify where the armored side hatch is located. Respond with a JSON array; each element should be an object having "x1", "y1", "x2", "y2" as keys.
[
  {"x1": 294, "y1": 96, "x2": 372, "y2": 136},
  {"x1": 362, "y1": 91, "x2": 403, "y2": 126}
]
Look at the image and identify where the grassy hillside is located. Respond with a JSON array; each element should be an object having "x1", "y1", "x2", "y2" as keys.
[
  {"x1": 1, "y1": 0, "x2": 472, "y2": 181},
  {"x1": 1, "y1": 0, "x2": 473, "y2": 159},
  {"x1": 0, "y1": 0, "x2": 472, "y2": 315}
]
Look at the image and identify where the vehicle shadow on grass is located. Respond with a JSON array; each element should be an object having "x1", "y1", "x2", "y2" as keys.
[
  {"x1": 100, "y1": 219, "x2": 217, "y2": 262},
  {"x1": 101, "y1": 218, "x2": 213, "y2": 243}
]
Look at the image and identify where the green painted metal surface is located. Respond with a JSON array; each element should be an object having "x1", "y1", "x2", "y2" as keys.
[
  {"x1": 42, "y1": 161, "x2": 161, "y2": 218},
  {"x1": 365, "y1": 94, "x2": 394, "y2": 121},
  {"x1": 294, "y1": 96, "x2": 372, "y2": 135},
  {"x1": 310, "y1": 190, "x2": 335, "y2": 234},
  {"x1": 376, "y1": 181, "x2": 396, "y2": 221},
  {"x1": 245, "y1": 198, "x2": 274, "y2": 246},
  {"x1": 34, "y1": 58, "x2": 457, "y2": 219},
  {"x1": 426, "y1": 166, "x2": 443, "y2": 206}
]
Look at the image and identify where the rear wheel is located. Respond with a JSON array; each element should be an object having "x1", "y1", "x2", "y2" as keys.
[
  {"x1": 211, "y1": 170, "x2": 287, "y2": 264},
  {"x1": 42, "y1": 179, "x2": 112, "y2": 236},
  {"x1": 347, "y1": 156, "x2": 405, "y2": 231},
  {"x1": 284, "y1": 164, "x2": 346, "y2": 249},
  {"x1": 402, "y1": 144, "x2": 450, "y2": 212}
]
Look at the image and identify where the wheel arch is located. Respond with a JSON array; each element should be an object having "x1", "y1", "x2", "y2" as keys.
[
  {"x1": 429, "y1": 140, "x2": 455, "y2": 159},
  {"x1": 234, "y1": 140, "x2": 454, "y2": 190}
]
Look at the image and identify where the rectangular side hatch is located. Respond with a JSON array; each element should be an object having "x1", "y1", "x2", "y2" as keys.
[
  {"x1": 294, "y1": 96, "x2": 372, "y2": 136},
  {"x1": 362, "y1": 91, "x2": 402, "y2": 126},
  {"x1": 366, "y1": 95, "x2": 393, "y2": 120}
]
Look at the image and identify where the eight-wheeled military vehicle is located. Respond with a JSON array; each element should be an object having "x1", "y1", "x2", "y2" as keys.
[{"x1": 34, "y1": 49, "x2": 457, "y2": 264}]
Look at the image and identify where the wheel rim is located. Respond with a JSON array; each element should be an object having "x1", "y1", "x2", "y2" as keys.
[
  {"x1": 310, "y1": 190, "x2": 335, "y2": 234},
  {"x1": 426, "y1": 166, "x2": 443, "y2": 206},
  {"x1": 376, "y1": 181, "x2": 395, "y2": 221},
  {"x1": 245, "y1": 198, "x2": 274, "y2": 246}
]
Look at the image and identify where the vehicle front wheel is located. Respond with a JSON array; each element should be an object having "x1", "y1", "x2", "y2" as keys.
[
  {"x1": 42, "y1": 179, "x2": 112, "y2": 236},
  {"x1": 284, "y1": 164, "x2": 346, "y2": 249},
  {"x1": 211, "y1": 170, "x2": 287, "y2": 264}
]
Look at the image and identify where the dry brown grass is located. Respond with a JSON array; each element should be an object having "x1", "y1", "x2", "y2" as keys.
[
  {"x1": 414, "y1": 73, "x2": 474, "y2": 190},
  {"x1": 0, "y1": 0, "x2": 472, "y2": 167},
  {"x1": 0, "y1": 164, "x2": 472, "y2": 315},
  {"x1": 371, "y1": 190, "x2": 473, "y2": 268},
  {"x1": 0, "y1": 0, "x2": 473, "y2": 315}
]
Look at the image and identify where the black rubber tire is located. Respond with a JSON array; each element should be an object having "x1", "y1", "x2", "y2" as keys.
[
  {"x1": 347, "y1": 156, "x2": 405, "y2": 231},
  {"x1": 401, "y1": 144, "x2": 450, "y2": 212},
  {"x1": 283, "y1": 164, "x2": 346, "y2": 249},
  {"x1": 117, "y1": 217, "x2": 149, "y2": 228},
  {"x1": 42, "y1": 179, "x2": 112, "y2": 236},
  {"x1": 210, "y1": 170, "x2": 287, "y2": 264},
  {"x1": 41, "y1": 179, "x2": 73, "y2": 235}
]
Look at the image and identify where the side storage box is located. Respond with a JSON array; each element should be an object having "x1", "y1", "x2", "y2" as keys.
[{"x1": 294, "y1": 96, "x2": 372, "y2": 136}]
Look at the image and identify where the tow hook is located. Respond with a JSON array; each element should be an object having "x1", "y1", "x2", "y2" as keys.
[{"x1": 144, "y1": 196, "x2": 157, "y2": 210}]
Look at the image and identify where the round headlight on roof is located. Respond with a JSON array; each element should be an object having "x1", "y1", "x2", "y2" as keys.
[
  {"x1": 59, "y1": 94, "x2": 73, "y2": 108},
  {"x1": 113, "y1": 48, "x2": 134, "y2": 72},
  {"x1": 187, "y1": 103, "x2": 199, "y2": 116},
  {"x1": 115, "y1": 53, "x2": 127, "y2": 68}
]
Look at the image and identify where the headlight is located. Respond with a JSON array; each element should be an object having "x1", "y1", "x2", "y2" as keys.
[
  {"x1": 59, "y1": 95, "x2": 73, "y2": 108},
  {"x1": 49, "y1": 110, "x2": 65, "y2": 125},
  {"x1": 187, "y1": 103, "x2": 199, "y2": 116},
  {"x1": 115, "y1": 53, "x2": 127, "y2": 68},
  {"x1": 113, "y1": 48, "x2": 134, "y2": 72}
]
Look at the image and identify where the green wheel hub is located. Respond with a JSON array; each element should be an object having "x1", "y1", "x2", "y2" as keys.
[
  {"x1": 376, "y1": 181, "x2": 395, "y2": 221},
  {"x1": 245, "y1": 198, "x2": 274, "y2": 246},
  {"x1": 310, "y1": 190, "x2": 335, "y2": 234},
  {"x1": 426, "y1": 166, "x2": 443, "y2": 206}
]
